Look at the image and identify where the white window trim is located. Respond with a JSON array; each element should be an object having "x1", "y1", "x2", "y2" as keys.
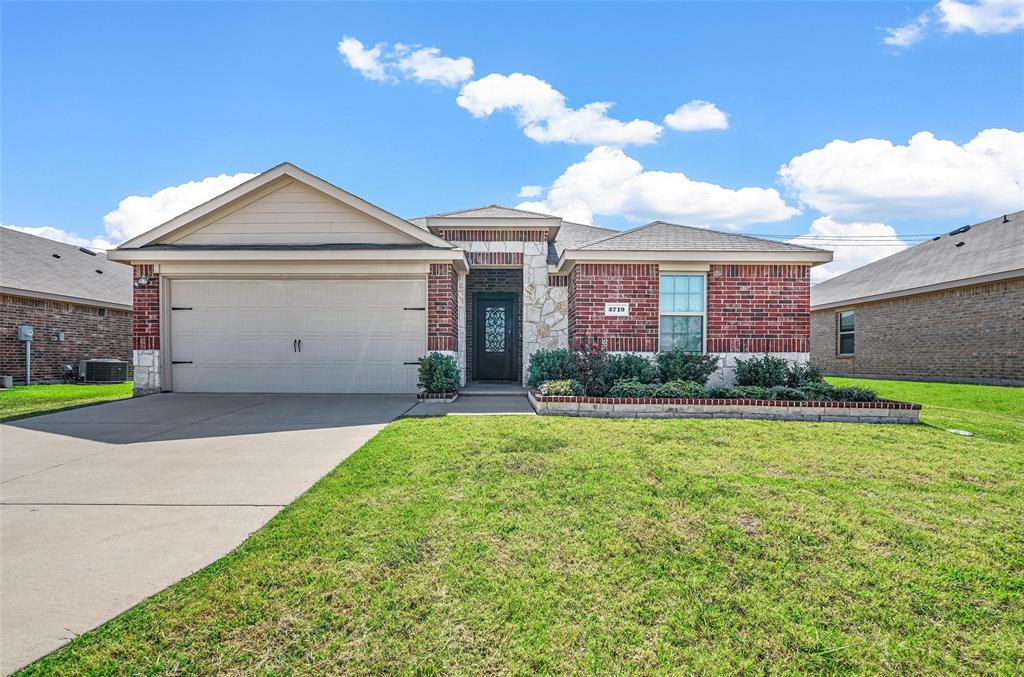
[
  {"x1": 658, "y1": 272, "x2": 707, "y2": 354},
  {"x1": 837, "y1": 310, "x2": 855, "y2": 356}
]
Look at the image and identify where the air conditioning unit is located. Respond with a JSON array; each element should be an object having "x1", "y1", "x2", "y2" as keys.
[{"x1": 79, "y1": 359, "x2": 128, "y2": 383}]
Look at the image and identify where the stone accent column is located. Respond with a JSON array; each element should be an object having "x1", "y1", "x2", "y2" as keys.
[
  {"x1": 522, "y1": 242, "x2": 567, "y2": 384},
  {"x1": 456, "y1": 273, "x2": 467, "y2": 386},
  {"x1": 131, "y1": 264, "x2": 161, "y2": 396}
]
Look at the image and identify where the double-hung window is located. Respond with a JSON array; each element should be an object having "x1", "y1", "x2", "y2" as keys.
[
  {"x1": 837, "y1": 310, "x2": 855, "y2": 355},
  {"x1": 659, "y1": 274, "x2": 705, "y2": 352}
]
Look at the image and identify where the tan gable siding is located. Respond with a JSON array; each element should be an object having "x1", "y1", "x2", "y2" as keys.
[{"x1": 173, "y1": 180, "x2": 420, "y2": 246}]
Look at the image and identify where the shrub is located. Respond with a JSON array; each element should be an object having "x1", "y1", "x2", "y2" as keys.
[
  {"x1": 656, "y1": 350, "x2": 720, "y2": 385},
  {"x1": 539, "y1": 379, "x2": 584, "y2": 396},
  {"x1": 768, "y1": 386, "x2": 809, "y2": 401},
  {"x1": 607, "y1": 353, "x2": 658, "y2": 384},
  {"x1": 830, "y1": 386, "x2": 880, "y2": 402},
  {"x1": 417, "y1": 352, "x2": 459, "y2": 393},
  {"x1": 800, "y1": 382, "x2": 837, "y2": 401},
  {"x1": 607, "y1": 379, "x2": 656, "y2": 398},
  {"x1": 526, "y1": 349, "x2": 575, "y2": 387},
  {"x1": 785, "y1": 363, "x2": 825, "y2": 388},
  {"x1": 732, "y1": 386, "x2": 772, "y2": 400},
  {"x1": 652, "y1": 380, "x2": 704, "y2": 398},
  {"x1": 734, "y1": 355, "x2": 790, "y2": 387},
  {"x1": 704, "y1": 385, "x2": 737, "y2": 399},
  {"x1": 573, "y1": 337, "x2": 611, "y2": 396}
]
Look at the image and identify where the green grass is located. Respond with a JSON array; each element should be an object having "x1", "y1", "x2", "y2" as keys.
[
  {"x1": 19, "y1": 381, "x2": 1024, "y2": 674},
  {"x1": 0, "y1": 382, "x2": 133, "y2": 422}
]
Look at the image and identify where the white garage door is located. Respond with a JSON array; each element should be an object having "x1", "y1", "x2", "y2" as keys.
[{"x1": 168, "y1": 278, "x2": 425, "y2": 393}]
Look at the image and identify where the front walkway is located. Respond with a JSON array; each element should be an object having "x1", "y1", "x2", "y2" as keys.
[
  {"x1": 0, "y1": 393, "x2": 415, "y2": 674},
  {"x1": 405, "y1": 382, "x2": 535, "y2": 416}
]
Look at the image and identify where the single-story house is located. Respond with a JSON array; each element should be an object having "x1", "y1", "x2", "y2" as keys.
[
  {"x1": 107, "y1": 163, "x2": 832, "y2": 395},
  {"x1": 811, "y1": 210, "x2": 1023, "y2": 386},
  {"x1": 1, "y1": 227, "x2": 133, "y2": 384}
]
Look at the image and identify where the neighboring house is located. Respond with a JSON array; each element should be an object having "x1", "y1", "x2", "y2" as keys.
[
  {"x1": 107, "y1": 163, "x2": 831, "y2": 396},
  {"x1": 1, "y1": 228, "x2": 133, "y2": 383},
  {"x1": 811, "y1": 211, "x2": 1024, "y2": 386}
]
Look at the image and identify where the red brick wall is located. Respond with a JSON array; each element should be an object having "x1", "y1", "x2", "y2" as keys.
[
  {"x1": 1, "y1": 294, "x2": 131, "y2": 383},
  {"x1": 427, "y1": 263, "x2": 458, "y2": 352},
  {"x1": 132, "y1": 265, "x2": 160, "y2": 350},
  {"x1": 706, "y1": 264, "x2": 810, "y2": 353},
  {"x1": 569, "y1": 263, "x2": 659, "y2": 352}
]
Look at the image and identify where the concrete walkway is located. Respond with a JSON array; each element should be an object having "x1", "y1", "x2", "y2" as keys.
[{"x1": 0, "y1": 393, "x2": 415, "y2": 674}]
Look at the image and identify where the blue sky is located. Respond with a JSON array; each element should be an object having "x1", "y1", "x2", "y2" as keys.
[{"x1": 2, "y1": 1, "x2": 1022, "y2": 280}]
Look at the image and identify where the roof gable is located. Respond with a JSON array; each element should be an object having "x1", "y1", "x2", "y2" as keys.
[
  {"x1": 119, "y1": 163, "x2": 451, "y2": 249},
  {"x1": 422, "y1": 204, "x2": 557, "y2": 219}
]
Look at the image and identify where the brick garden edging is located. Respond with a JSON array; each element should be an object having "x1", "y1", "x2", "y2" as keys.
[
  {"x1": 527, "y1": 389, "x2": 921, "y2": 424},
  {"x1": 418, "y1": 391, "x2": 459, "y2": 404}
]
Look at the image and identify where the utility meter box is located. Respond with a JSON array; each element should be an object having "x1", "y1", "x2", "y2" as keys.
[{"x1": 17, "y1": 324, "x2": 34, "y2": 342}]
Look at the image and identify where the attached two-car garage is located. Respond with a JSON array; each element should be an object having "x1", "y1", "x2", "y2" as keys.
[{"x1": 167, "y1": 278, "x2": 426, "y2": 393}]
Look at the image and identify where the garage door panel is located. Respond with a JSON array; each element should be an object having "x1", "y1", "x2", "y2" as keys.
[{"x1": 169, "y1": 278, "x2": 426, "y2": 393}]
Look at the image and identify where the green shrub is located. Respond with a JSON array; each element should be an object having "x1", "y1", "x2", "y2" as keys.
[
  {"x1": 573, "y1": 337, "x2": 611, "y2": 396},
  {"x1": 417, "y1": 352, "x2": 459, "y2": 393},
  {"x1": 607, "y1": 353, "x2": 658, "y2": 384},
  {"x1": 539, "y1": 379, "x2": 584, "y2": 396},
  {"x1": 785, "y1": 363, "x2": 825, "y2": 387},
  {"x1": 608, "y1": 379, "x2": 656, "y2": 398},
  {"x1": 652, "y1": 380, "x2": 704, "y2": 398},
  {"x1": 830, "y1": 386, "x2": 880, "y2": 402},
  {"x1": 800, "y1": 382, "x2": 837, "y2": 401},
  {"x1": 768, "y1": 386, "x2": 809, "y2": 401},
  {"x1": 526, "y1": 349, "x2": 575, "y2": 387},
  {"x1": 732, "y1": 386, "x2": 772, "y2": 400},
  {"x1": 734, "y1": 355, "x2": 790, "y2": 387},
  {"x1": 656, "y1": 350, "x2": 720, "y2": 385},
  {"x1": 704, "y1": 385, "x2": 738, "y2": 399}
]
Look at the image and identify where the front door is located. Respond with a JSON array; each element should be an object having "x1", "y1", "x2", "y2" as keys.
[{"x1": 474, "y1": 296, "x2": 515, "y2": 381}]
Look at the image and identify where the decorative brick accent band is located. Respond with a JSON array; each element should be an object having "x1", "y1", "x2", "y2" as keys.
[
  {"x1": 707, "y1": 264, "x2": 810, "y2": 354},
  {"x1": 548, "y1": 274, "x2": 569, "y2": 287},
  {"x1": 438, "y1": 229, "x2": 547, "y2": 242},
  {"x1": 466, "y1": 252, "x2": 524, "y2": 267},
  {"x1": 569, "y1": 263, "x2": 659, "y2": 352},
  {"x1": 132, "y1": 265, "x2": 160, "y2": 350},
  {"x1": 417, "y1": 390, "x2": 459, "y2": 403},
  {"x1": 427, "y1": 263, "x2": 458, "y2": 352}
]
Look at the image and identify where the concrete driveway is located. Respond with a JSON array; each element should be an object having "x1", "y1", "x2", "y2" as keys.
[{"x1": 0, "y1": 393, "x2": 415, "y2": 674}]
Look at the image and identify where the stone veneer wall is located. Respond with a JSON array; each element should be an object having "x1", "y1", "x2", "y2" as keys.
[
  {"x1": 1, "y1": 294, "x2": 131, "y2": 384},
  {"x1": 811, "y1": 277, "x2": 1024, "y2": 385},
  {"x1": 132, "y1": 264, "x2": 161, "y2": 395}
]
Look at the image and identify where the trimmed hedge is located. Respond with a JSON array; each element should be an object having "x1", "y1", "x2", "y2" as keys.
[{"x1": 417, "y1": 352, "x2": 459, "y2": 393}]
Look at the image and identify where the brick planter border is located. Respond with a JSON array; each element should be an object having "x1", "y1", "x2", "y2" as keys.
[
  {"x1": 527, "y1": 389, "x2": 920, "y2": 424},
  {"x1": 418, "y1": 391, "x2": 459, "y2": 404}
]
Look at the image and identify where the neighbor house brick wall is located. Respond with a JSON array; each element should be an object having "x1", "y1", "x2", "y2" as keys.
[
  {"x1": 706, "y1": 264, "x2": 811, "y2": 353},
  {"x1": 568, "y1": 263, "x2": 659, "y2": 352},
  {"x1": 465, "y1": 268, "x2": 524, "y2": 381},
  {"x1": 427, "y1": 263, "x2": 458, "y2": 352},
  {"x1": 132, "y1": 265, "x2": 160, "y2": 350},
  {"x1": 0, "y1": 294, "x2": 131, "y2": 383},
  {"x1": 811, "y1": 277, "x2": 1024, "y2": 385}
]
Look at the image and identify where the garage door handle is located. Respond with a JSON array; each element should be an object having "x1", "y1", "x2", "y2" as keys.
[
  {"x1": 403, "y1": 361, "x2": 419, "y2": 365},
  {"x1": 298, "y1": 339, "x2": 302, "y2": 353},
  {"x1": 172, "y1": 360, "x2": 192, "y2": 364},
  {"x1": 171, "y1": 306, "x2": 192, "y2": 311},
  {"x1": 404, "y1": 307, "x2": 426, "y2": 311},
  {"x1": 293, "y1": 339, "x2": 297, "y2": 353}
]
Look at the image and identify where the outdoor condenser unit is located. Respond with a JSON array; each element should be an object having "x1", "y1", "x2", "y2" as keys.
[{"x1": 79, "y1": 359, "x2": 128, "y2": 383}]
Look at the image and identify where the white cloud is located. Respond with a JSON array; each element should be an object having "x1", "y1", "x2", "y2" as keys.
[
  {"x1": 103, "y1": 172, "x2": 257, "y2": 243},
  {"x1": 517, "y1": 185, "x2": 543, "y2": 198},
  {"x1": 663, "y1": 100, "x2": 729, "y2": 131},
  {"x1": 3, "y1": 225, "x2": 114, "y2": 251},
  {"x1": 457, "y1": 73, "x2": 663, "y2": 145},
  {"x1": 779, "y1": 128, "x2": 1024, "y2": 221},
  {"x1": 938, "y1": 0, "x2": 1024, "y2": 33},
  {"x1": 337, "y1": 36, "x2": 392, "y2": 83},
  {"x1": 884, "y1": 16, "x2": 930, "y2": 47},
  {"x1": 394, "y1": 44, "x2": 473, "y2": 87},
  {"x1": 789, "y1": 216, "x2": 909, "y2": 283},
  {"x1": 514, "y1": 145, "x2": 799, "y2": 227}
]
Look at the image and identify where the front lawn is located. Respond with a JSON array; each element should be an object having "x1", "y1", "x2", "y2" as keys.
[
  {"x1": 0, "y1": 382, "x2": 133, "y2": 422},
  {"x1": 20, "y1": 381, "x2": 1023, "y2": 673}
]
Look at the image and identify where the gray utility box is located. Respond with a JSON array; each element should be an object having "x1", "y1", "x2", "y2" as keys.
[{"x1": 79, "y1": 359, "x2": 128, "y2": 383}]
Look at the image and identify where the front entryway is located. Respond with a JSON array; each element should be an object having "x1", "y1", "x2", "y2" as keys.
[{"x1": 473, "y1": 295, "x2": 516, "y2": 381}]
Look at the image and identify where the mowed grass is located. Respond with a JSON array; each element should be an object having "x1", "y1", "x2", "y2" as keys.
[
  {"x1": 0, "y1": 382, "x2": 132, "y2": 422},
  {"x1": 20, "y1": 381, "x2": 1024, "y2": 674}
]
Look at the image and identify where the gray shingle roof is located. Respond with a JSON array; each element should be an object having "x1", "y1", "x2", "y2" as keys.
[
  {"x1": 0, "y1": 228, "x2": 132, "y2": 308},
  {"x1": 811, "y1": 211, "x2": 1024, "y2": 309},
  {"x1": 549, "y1": 221, "x2": 618, "y2": 263},
  {"x1": 575, "y1": 221, "x2": 828, "y2": 253}
]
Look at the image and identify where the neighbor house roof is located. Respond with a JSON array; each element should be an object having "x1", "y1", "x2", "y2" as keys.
[
  {"x1": 0, "y1": 228, "x2": 132, "y2": 310},
  {"x1": 810, "y1": 210, "x2": 1024, "y2": 310}
]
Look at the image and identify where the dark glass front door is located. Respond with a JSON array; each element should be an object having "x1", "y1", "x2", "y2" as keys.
[{"x1": 474, "y1": 296, "x2": 515, "y2": 381}]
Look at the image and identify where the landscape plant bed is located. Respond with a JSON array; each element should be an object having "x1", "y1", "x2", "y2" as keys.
[
  {"x1": 417, "y1": 390, "x2": 459, "y2": 403},
  {"x1": 528, "y1": 389, "x2": 921, "y2": 423}
]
